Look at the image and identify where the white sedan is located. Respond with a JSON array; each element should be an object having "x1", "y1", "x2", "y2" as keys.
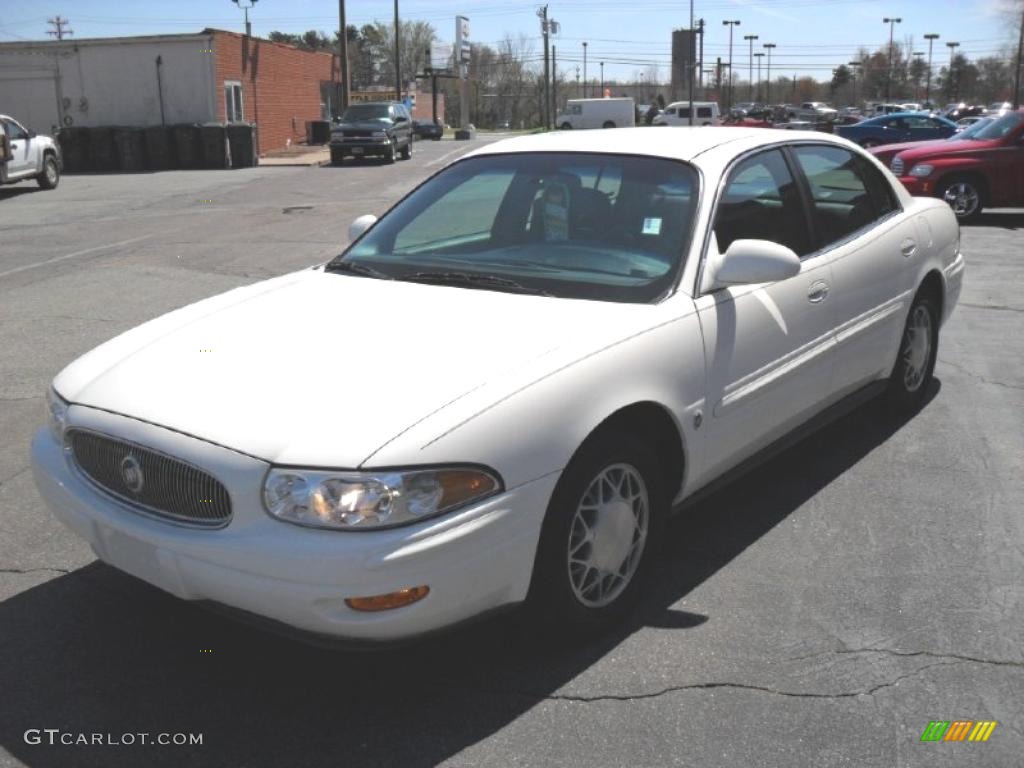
[{"x1": 32, "y1": 128, "x2": 964, "y2": 642}]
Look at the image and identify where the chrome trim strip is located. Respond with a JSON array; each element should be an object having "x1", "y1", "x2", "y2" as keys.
[{"x1": 834, "y1": 291, "x2": 912, "y2": 346}]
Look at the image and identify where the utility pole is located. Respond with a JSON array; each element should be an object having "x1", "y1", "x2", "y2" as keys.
[
  {"x1": 947, "y1": 41, "x2": 960, "y2": 101},
  {"x1": 763, "y1": 43, "x2": 776, "y2": 103},
  {"x1": 539, "y1": 6, "x2": 550, "y2": 128},
  {"x1": 744, "y1": 34, "x2": 759, "y2": 101},
  {"x1": 696, "y1": 18, "x2": 705, "y2": 91},
  {"x1": 46, "y1": 16, "x2": 73, "y2": 40},
  {"x1": 883, "y1": 16, "x2": 902, "y2": 102},
  {"x1": 687, "y1": 0, "x2": 694, "y2": 125},
  {"x1": 1014, "y1": 7, "x2": 1024, "y2": 109},
  {"x1": 912, "y1": 52, "x2": 925, "y2": 101},
  {"x1": 723, "y1": 20, "x2": 740, "y2": 111},
  {"x1": 582, "y1": 41, "x2": 588, "y2": 98},
  {"x1": 600, "y1": 61, "x2": 605, "y2": 95},
  {"x1": 552, "y1": 45, "x2": 558, "y2": 118},
  {"x1": 394, "y1": 0, "x2": 401, "y2": 101},
  {"x1": 338, "y1": 0, "x2": 350, "y2": 112},
  {"x1": 849, "y1": 60, "x2": 861, "y2": 108},
  {"x1": 754, "y1": 52, "x2": 764, "y2": 102},
  {"x1": 924, "y1": 33, "x2": 939, "y2": 106},
  {"x1": 230, "y1": 0, "x2": 257, "y2": 38}
]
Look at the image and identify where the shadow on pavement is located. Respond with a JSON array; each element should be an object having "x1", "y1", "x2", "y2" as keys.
[
  {"x1": 969, "y1": 211, "x2": 1024, "y2": 230},
  {"x1": 0, "y1": 383, "x2": 939, "y2": 768}
]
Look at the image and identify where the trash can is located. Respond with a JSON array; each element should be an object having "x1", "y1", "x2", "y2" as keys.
[
  {"x1": 173, "y1": 124, "x2": 200, "y2": 169},
  {"x1": 199, "y1": 123, "x2": 230, "y2": 169},
  {"x1": 305, "y1": 120, "x2": 331, "y2": 145},
  {"x1": 144, "y1": 126, "x2": 175, "y2": 170},
  {"x1": 226, "y1": 123, "x2": 256, "y2": 168},
  {"x1": 57, "y1": 127, "x2": 91, "y2": 173},
  {"x1": 114, "y1": 128, "x2": 147, "y2": 171},
  {"x1": 89, "y1": 127, "x2": 119, "y2": 172}
]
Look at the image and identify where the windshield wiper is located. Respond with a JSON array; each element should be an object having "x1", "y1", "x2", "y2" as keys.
[
  {"x1": 404, "y1": 270, "x2": 553, "y2": 297},
  {"x1": 324, "y1": 260, "x2": 394, "y2": 280}
]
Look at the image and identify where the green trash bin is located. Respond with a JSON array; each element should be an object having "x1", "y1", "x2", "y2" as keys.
[
  {"x1": 226, "y1": 123, "x2": 256, "y2": 168},
  {"x1": 114, "y1": 129, "x2": 147, "y2": 172},
  {"x1": 173, "y1": 124, "x2": 200, "y2": 169},
  {"x1": 144, "y1": 126, "x2": 175, "y2": 170},
  {"x1": 89, "y1": 127, "x2": 118, "y2": 172},
  {"x1": 199, "y1": 123, "x2": 229, "y2": 169}
]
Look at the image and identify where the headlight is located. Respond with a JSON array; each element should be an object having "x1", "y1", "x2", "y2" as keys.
[
  {"x1": 372, "y1": 130, "x2": 388, "y2": 138},
  {"x1": 263, "y1": 467, "x2": 501, "y2": 530},
  {"x1": 909, "y1": 164, "x2": 934, "y2": 178},
  {"x1": 46, "y1": 388, "x2": 68, "y2": 442}
]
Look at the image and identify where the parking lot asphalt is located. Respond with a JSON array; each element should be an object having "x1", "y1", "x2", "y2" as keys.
[{"x1": 1, "y1": 135, "x2": 1022, "y2": 768}]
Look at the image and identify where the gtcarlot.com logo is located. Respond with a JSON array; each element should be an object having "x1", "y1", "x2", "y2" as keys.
[
  {"x1": 24, "y1": 729, "x2": 203, "y2": 747},
  {"x1": 920, "y1": 720, "x2": 997, "y2": 743}
]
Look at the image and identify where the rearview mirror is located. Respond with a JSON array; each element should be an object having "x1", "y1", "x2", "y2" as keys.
[
  {"x1": 712, "y1": 239, "x2": 801, "y2": 287},
  {"x1": 348, "y1": 214, "x2": 377, "y2": 243}
]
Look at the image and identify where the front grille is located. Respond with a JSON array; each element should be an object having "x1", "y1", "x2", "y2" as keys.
[
  {"x1": 67, "y1": 429, "x2": 232, "y2": 527},
  {"x1": 342, "y1": 129, "x2": 375, "y2": 138},
  {"x1": 891, "y1": 157, "x2": 904, "y2": 176}
]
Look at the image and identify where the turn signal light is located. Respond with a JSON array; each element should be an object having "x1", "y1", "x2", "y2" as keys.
[{"x1": 345, "y1": 585, "x2": 430, "y2": 612}]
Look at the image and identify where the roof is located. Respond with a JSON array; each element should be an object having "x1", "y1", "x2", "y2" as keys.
[
  {"x1": 0, "y1": 32, "x2": 210, "y2": 50},
  {"x1": 466, "y1": 126, "x2": 851, "y2": 163}
]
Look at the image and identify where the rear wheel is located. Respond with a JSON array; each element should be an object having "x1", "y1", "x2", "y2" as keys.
[
  {"x1": 560, "y1": 122, "x2": 573, "y2": 130},
  {"x1": 37, "y1": 155, "x2": 59, "y2": 189},
  {"x1": 525, "y1": 431, "x2": 665, "y2": 637},
  {"x1": 885, "y1": 291, "x2": 939, "y2": 413},
  {"x1": 602, "y1": 120, "x2": 616, "y2": 129},
  {"x1": 939, "y1": 176, "x2": 983, "y2": 222}
]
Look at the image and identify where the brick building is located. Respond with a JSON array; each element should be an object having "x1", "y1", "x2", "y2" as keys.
[{"x1": 0, "y1": 29, "x2": 441, "y2": 155}]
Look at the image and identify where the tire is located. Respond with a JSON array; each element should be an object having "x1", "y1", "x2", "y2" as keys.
[
  {"x1": 400, "y1": 139, "x2": 412, "y2": 160},
  {"x1": 384, "y1": 139, "x2": 397, "y2": 164},
  {"x1": 885, "y1": 290, "x2": 939, "y2": 414},
  {"x1": 602, "y1": 121, "x2": 616, "y2": 129},
  {"x1": 37, "y1": 154, "x2": 59, "y2": 189},
  {"x1": 560, "y1": 122, "x2": 573, "y2": 130},
  {"x1": 330, "y1": 149, "x2": 345, "y2": 166},
  {"x1": 525, "y1": 430, "x2": 666, "y2": 637},
  {"x1": 938, "y1": 176, "x2": 984, "y2": 222}
]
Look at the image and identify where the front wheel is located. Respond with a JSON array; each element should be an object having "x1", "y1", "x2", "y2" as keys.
[
  {"x1": 525, "y1": 431, "x2": 664, "y2": 637},
  {"x1": 560, "y1": 122, "x2": 573, "y2": 130},
  {"x1": 37, "y1": 155, "x2": 59, "y2": 189},
  {"x1": 400, "y1": 139, "x2": 412, "y2": 160},
  {"x1": 885, "y1": 292, "x2": 939, "y2": 413},
  {"x1": 384, "y1": 139, "x2": 397, "y2": 164},
  {"x1": 602, "y1": 120, "x2": 616, "y2": 129},
  {"x1": 939, "y1": 177, "x2": 983, "y2": 222}
]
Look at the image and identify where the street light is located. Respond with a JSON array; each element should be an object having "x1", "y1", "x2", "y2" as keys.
[
  {"x1": 582, "y1": 41, "x2": 588, "y2": 98},
  {"x1": 723, "y1": 20, "x2": 740, "y2": 111},
  {"x1": 947, "y1": 41, "x2": 960, "y2": 101},
  {"x1": 848, "y1": 60, "x2": 862, "y2": 108},
  {"x1": 924, "y1": 33, "x2": 940, "y2": 106},
  {"x1": 600, "y1": 61, "x2": 605, "y2": 95},
  {"x1": 744, "y1": 34, "x2": 759, "y2": 102},
  {"x1": 394, "y1": 0, "x2": 401, "y2": 102},
  {"x1": 763, "y1": 43, "x2": 776, "y2": 103},
  {"x1": 753, "y1": 51, "x2": 765, "y2": 102},
  {"x1": 230, "y1": 0, "x2": 258, "y2": 37},
  {"x1": 883, "y1": 17, "x2": 902, "y2": 102},
  {"x1": 913, "y1": 51, "x2": 925, "y2": 101}
]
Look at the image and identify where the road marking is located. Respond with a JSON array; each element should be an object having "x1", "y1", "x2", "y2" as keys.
[
  {"x1": 426, "y1": 147, "x2": 469, "y2": 168},
  {"x1": 0, "y1": 235, "x2": 152, "y2": 279}
]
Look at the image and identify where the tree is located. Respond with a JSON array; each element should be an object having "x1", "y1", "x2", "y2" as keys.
[{"x1": 937, "y1": 53, "x2": 979, "y2": 101}]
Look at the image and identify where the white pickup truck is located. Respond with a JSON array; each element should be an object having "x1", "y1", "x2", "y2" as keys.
[{"x1": 1, "y1": 114, "x2": 61, "y2": 190}]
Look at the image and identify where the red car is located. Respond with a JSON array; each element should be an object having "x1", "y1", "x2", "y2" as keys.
[{"x1": 869, "y1": 110, "x2": 1024, "y2": 221}]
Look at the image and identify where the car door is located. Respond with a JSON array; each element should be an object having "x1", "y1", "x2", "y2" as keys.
[
  {"x1": 789, "y1": 144, "x2": 917, "y2": 395},
  {"x1": 696, "y1": 148, "x2": 838, "y2": 480},
  {"x1": 1, "y1": 119, "x2": 33, "y2": 176}
]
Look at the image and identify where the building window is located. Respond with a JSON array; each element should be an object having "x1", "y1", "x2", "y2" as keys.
[{"x1": 225, "y1": 82, "x2": 244, "y2": 122}]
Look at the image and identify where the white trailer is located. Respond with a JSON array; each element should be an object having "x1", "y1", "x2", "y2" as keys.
[{"x1": 556, "y1": 98, "x2": 635, "y2": 130}]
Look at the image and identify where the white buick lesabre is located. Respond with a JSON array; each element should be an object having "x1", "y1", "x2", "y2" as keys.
[{"x1": 32, "y1": 128, "x2": 963, "y2": 642}]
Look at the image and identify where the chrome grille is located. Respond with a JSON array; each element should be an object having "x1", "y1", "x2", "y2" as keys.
[
  {"x1": 891, "y1": 157, "x2": 904, "y2": 176},
  {"x1": 67, "y1": 429, "x2": 231, "y2": 527}
]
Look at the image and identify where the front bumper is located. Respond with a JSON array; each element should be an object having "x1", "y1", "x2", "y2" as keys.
[
  {"x1": 31, "y1": 406, "x2": 558, "y2": 642},
  {"x1": 329, "y1": 139, "x2": 392, "y2": 158}
]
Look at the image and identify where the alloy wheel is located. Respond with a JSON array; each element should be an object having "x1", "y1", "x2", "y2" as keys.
[
  {"x1": 901, "y1": 304, "x2": 933, "y2": 393},
  {"x1": 943, "y1": 182, "x2": 979, "y2": 218}
]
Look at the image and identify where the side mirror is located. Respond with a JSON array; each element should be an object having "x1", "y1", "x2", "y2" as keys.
[
  {"x1": 27, "y1": 129, "x2": 37, "y2": 139},
  {"x1": 348, "y1": 214, "x2": 377, "y2": 243},
  {"x1": 712, "y1": 239, "x2": 801, "y2": 288},
  {"x1": 394, "y1": 114, "x2": 409, "y2": 123}
]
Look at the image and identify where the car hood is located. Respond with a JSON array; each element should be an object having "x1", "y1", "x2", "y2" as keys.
[
  {"x1": 892, "y1": 137, "x2": 1003, "y2": 162},
  {"x1": 55, "y1": 269, "x2": 665, "y2": 467}
]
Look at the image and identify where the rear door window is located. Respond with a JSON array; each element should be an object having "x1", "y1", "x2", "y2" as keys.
[{"x1": 791, "y1": 145, "x2": 882, "y2": 249}]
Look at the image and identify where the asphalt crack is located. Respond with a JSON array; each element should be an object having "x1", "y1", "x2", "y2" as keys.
[
  {"x1": 785, "y1": 646, "x2": 1024, "y2": 669},
  {"x1": 0, "y1": 466, "x2": 30, "y2": 486},
  {"x1": 0, "y1": 566, "x2": 71, "y2": 576},
  {"x1": 959, "y1": 302, "x2": 1024, "y2": 314},
  {"x1": 939, "y1": 358, "x2": 1024, "y2": 392}
]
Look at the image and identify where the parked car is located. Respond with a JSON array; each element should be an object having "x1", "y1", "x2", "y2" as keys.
[
  {"x1": 723, "y1": 109, "x2": 773, "y2": 128},
  {"x1": 955, "y1": 116, "x2": 986, "y2": 130},
  {"x1": 412, "y1": 119, "x2": 443, "y2": 141},
  {"x1": 943, "y1": 104, "x2": 985, "y2": 122},
  {"x1": 868, "y1": 116, "x2": 995, "y2": 167},
  {"x1": 556, "y1": 98, "x2": 636, "y2": 129},
  {"x1": 32, "y1": 127, "x2": 962, "y2": 642},
  {"x1": 837, "y1": 112, "x2": 957, "y2": 148},
  {"x1": 653, "y1": 101, "x2": 721, "y2": 126},
  {"x1": 985, "y1": 101, "x2": 1012, "y2": 114},
  {"x1": 0, "y1": 114, "x2": 61, "y2": 189},
  {"x1": 876, "y1": 109, "x2": 1024, "y2": 221},
  {"x1": 329, "y1": 101, "x2": 413, "y2": 164},
  {"x1": 787, "y1": 101, "x2": 838, "y2": 121}
]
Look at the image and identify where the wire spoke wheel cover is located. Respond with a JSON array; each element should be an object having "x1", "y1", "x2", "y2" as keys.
[
  {"x1": 901, "y1": 303, "x2": 933, "y2": 392},
  {"x1": 567, "y1": 463, "x2": 649, "y2": 608}
]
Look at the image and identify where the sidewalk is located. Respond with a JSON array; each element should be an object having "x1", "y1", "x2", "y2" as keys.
[{"x1": 258, "y1": 146, "x2": 330, "y2": 167}]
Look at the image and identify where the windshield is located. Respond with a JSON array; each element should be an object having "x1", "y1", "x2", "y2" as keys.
[
  {"x1": 958, "y1": 112, "x2": 1022, "y2": 140},
  {"x1": 328, "y1": 153, "x2": 700, "y2": 303},
  {"x1": 341, "y1": 104, "x2": 391, "y2": 122}
]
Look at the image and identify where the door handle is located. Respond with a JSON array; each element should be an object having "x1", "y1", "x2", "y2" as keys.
[
  {"x1": 807, "y1": 280, "x2": 830, "y2": 303},
  {"x1": 900, "y1": 238, "x2": 917, "y2": 257}
]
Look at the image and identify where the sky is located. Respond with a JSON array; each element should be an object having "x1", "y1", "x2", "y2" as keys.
[{"x1": 0, "y1": 0, "x2": 1019, "y2": 83}]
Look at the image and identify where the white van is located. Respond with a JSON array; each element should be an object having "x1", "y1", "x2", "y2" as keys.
[
  {"x1": 556, "y1": 98, "x2": 636, "y2": 130},
  {"x1": 653, "y1": 101, "x2": 721, "y2": 126}
]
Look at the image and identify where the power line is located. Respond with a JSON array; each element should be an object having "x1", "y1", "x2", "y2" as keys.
[{"x1": 46, "y1": 15, "x2": 73, "y2": 40}]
